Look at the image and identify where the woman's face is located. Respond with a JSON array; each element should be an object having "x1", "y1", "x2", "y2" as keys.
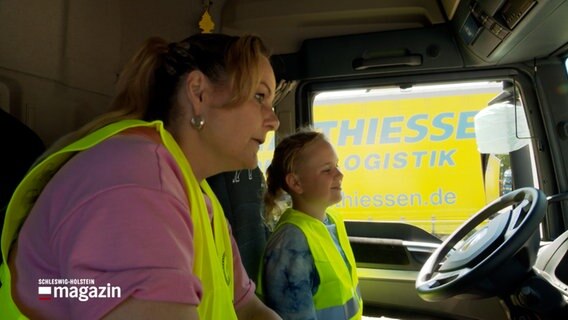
[{"x1": 202, "y1": 56, "x2": 279, "y2": 171}]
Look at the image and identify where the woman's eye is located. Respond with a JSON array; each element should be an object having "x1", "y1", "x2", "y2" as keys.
[{"x1": 254, "y1": 93, "x2": 265, "y2": 104}]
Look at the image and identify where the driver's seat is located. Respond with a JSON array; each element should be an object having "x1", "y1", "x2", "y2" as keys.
[
  {"x1": 534, "y1": 229, "x2": 568, "y2": 290},
  {"x1": 207, "y1": 167, "x2": 268, "y2": 282}
]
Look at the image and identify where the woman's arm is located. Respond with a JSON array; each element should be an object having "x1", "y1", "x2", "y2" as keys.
[
  {"x1": 102, "y1": 298, "x2": 199, "y2": 320},
  {"x1": 236, "y1": 294, "x2": 282, "y2": 320},
  {"x1": 104, "y1": 295, "x2": 280, "y2": 320}
]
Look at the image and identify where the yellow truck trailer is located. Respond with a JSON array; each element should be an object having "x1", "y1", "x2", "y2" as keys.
[{"x1": 259, "y1": 81, "x2": 513, "y2": 236}]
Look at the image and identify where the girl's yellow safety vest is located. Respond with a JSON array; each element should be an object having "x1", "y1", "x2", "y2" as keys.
[
  {"x1": 0, "y1": 120, "x2": 236, "y2": 319},
  {"x1": 259, "y1": 208, "x2": 363, "y2": 320}
]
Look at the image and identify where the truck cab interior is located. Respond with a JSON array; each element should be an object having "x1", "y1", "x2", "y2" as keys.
[{"x1": 2, "y1": 0, "x2": 568, "y2": 319}]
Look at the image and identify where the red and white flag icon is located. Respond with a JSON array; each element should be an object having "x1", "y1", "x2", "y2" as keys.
[{"x1": 38, "y1": 286, "x2": 52, "y2": 300}]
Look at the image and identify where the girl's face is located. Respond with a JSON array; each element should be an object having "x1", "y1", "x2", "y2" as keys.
[
  {"x1": 293, "y1": 139, "x2": 344, "y2": 208},
  {"x1": 201, "y1": 56, "x2": 280, "y2": 171}
]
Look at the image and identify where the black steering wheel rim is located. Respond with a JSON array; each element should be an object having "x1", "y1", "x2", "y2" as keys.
[{"x1": 416, "y1": 187, "x2": 547, "y2": 302}]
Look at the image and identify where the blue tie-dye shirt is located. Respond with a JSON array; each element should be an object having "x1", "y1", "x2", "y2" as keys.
[{"x1": 261, "y1": 215, "x2": 350, "y2": 320}]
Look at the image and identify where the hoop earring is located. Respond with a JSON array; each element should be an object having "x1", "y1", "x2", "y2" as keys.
[{"x1": 190, "y1": 115, "x2": 205, "y2": 131}]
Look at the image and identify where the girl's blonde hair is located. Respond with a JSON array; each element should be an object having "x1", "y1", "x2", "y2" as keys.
[
  {"x1": 43, "y1": 33, "x2": 270, "y2": 158},
  {"x1": 263, "y1": 129, "x2": 326, "y2": 230}
]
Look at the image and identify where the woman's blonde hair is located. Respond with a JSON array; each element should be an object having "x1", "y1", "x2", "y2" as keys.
[
  {"x1": 43, "y1": 33, "x2": 270, "y2": 157},
  {"x1": 263, "y1": 128, "x2": 326, "y2": 230}
]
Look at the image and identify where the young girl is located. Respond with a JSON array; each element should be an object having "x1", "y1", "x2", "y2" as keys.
[{"x1": 259, "y1": 129, "x2": 362, "y2": 319}]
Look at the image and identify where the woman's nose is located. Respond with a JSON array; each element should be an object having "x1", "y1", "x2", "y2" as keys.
[{"x1": 265, "y1": 106, "x2": 280, "y2": 131}]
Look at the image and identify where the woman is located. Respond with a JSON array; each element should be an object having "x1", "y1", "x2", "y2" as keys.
[
  {"x1": 0, "y1": 33, "x2": 280, "y2": 319},
  {"x1": 259, "y1": 130, "x2": 362, "y2": 320}
]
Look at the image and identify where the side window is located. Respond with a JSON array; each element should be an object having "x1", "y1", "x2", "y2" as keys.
[
  {"x1": 310, "y1": 80, "x2": 533, "y2": 238},
  {"x1": 258, "y1": 131, "x2": 275, "y2": 172}
]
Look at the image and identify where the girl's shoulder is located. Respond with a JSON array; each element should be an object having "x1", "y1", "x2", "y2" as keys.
[{"x1": 266, "y1": 224, "x2": 309, "y2": 252}]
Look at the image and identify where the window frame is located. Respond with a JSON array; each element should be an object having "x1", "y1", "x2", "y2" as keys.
[{"x1": 295, "y1": 67, "x2": 559, "y2": 239}]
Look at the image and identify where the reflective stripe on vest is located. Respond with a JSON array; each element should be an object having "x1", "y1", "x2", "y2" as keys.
[
  {"x1": 0, "y1": 120, "x2": 236, "y2": 319},
  {"x1": 316, "y1": 287, "x2": 362, "y2": 320},
  {"x1": 276, "y1": 209, "x2": 363, "y2": 320}
]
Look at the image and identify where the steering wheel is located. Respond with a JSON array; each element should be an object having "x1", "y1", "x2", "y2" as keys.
[{"x1": 416, "y1": 187, "x2": 547, "y2": 302}]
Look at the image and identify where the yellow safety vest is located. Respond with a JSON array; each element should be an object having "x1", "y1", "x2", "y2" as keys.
[
  {"x1": 0, "y1": 120, "x2": 236, "y2": 319},
  {"x1": 260, "y1": 208, "x2": 363, "y2": 320}
]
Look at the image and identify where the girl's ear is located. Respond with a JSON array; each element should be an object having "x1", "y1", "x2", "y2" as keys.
[{"x1": 285, "y1": 173, "x2": 303, "y2": 194}]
